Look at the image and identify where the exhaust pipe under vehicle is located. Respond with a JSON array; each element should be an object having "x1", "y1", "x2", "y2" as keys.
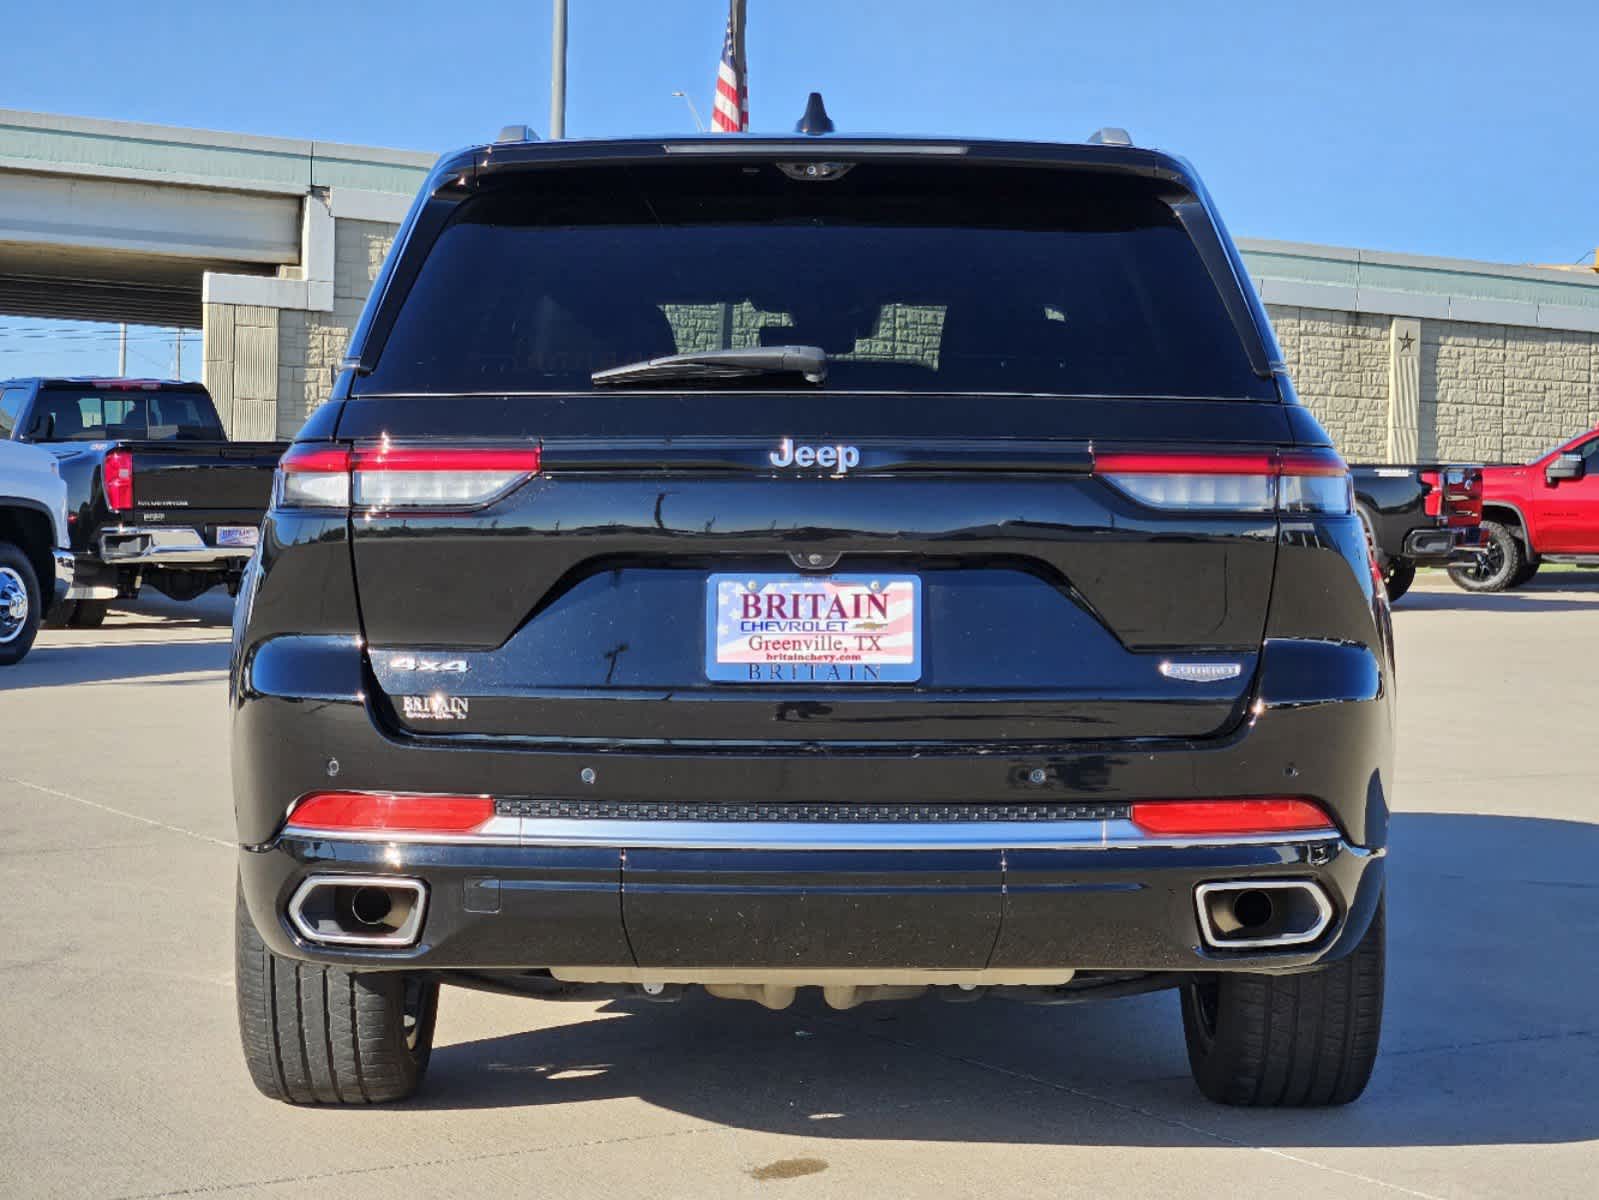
[
  {"x1": 1194, "y1": 880, "x2": 1333, "y2": 949},
  {"x1": 287, "y1": 875, "x2": 428, "y2": 947}
]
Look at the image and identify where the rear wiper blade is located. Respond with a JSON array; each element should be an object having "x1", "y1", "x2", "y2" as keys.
[{"x1": 591, "y1": 345, "x2": 827, "y2": 387}]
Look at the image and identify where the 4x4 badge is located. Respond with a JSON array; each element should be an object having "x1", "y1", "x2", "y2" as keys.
[{"x1": 391, "y1": 656, "x2": 468, "y2": 674}]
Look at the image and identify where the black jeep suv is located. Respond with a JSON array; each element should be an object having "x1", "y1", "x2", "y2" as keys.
[{"x1": 232, "y1": 125, "x2": 1392, "y2": 1108}]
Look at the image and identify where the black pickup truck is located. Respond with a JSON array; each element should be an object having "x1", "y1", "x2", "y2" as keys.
[
  {"x1": 0, "y1": 378, "x2": 286, "y2": 626},
  {"x1": 1350, "y1": 463, "x2": 1483, "y2": 600}
]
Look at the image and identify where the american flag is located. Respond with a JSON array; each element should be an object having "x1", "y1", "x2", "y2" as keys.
[{"x1": 711, "y1": 10, "x2": 748, "y2": 132}]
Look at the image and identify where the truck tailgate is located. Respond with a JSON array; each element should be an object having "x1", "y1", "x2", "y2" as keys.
[{"x1": 127, "y1": 441, "x2": 285, "y2": 518}]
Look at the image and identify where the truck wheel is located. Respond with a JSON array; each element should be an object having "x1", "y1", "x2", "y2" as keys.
[
  {"x1": 1383, "y1": 559, "x2": 1416, "y2": 603},
  {"x1": 1180, "y1": 898, "x2": 1384, "y2": 1107},
  {"x1": 0, "y1": 543, "x2": 42, "y2": 666},
  {"x1": 235, "y1": 884, "x2": 439, "y2": 1104},
  {"x1": 1355, "y1": 505, "x2": 1413, "y2": 602},
  {"x1": 1510, "y1": 561, "x2": 1540, "y2": 588},
  {"x1": 68, "y1": 600, "x2": 109, "y2": 628},
  {"x1": 1446, "y1": 520, "x2": 1523, "y2": 592}
]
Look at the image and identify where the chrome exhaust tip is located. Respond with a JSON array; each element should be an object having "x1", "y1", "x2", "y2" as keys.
[
  {"x1": 1195, "y1": 880, "x2": 1333, "y2": 950},
  {"x1": 287, "y1": 875, "x2": 427, "y2": 947}
]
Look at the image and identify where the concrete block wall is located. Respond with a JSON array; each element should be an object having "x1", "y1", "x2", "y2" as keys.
[
  {"x1": 1267, "y1": 307, "x2": 1390, "y2": 461},
  {"x1": 1268, "y1": 305, "x2": 1599, "y2": 464},
  {"x1": 274, "y1": 218, "x2": 397, "y2": 437}
]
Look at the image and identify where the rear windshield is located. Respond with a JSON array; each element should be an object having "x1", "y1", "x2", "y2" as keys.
[
  {"x1": 29, "y1": 386, "x2": 224, "y2": 442},
  {"x1": 360, "y1": 162, "x2": 1274, "y2": 400}
]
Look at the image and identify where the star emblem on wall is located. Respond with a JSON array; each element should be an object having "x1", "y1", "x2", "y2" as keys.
[{"x1": 1397, "y1": 331, "x2": 1416, "y2": 353}]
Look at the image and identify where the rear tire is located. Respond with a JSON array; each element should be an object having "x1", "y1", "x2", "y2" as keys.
[
  {"x1": 1447, "y1": 520, "x2": 1523, "y2": 592},
  {"x1": 1180, "y1": 898, "x2": 1384, "y2": 1107},
  {"x1": 1383, "y1": 559, "x2": 1416, "y2": 603},
  {"x1": 1510, "y1": 560, "x2": 1540, "y2": 588},
  {"x1": 0, "y1": 543, "x2": 42, "y2": 666},
  {"x1": 235, "y1": 884, "x2": 439, "y2": 1104},
  {"x1": 68, "y1": 599, "x2": 109, "y2": 628}
]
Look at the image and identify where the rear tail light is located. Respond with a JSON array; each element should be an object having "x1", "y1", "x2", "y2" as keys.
[
  {"x1": 284, "y1": 792, "x2": 495, "y2": 835},
  {"x1": 1095, "y1": 448, "x2": 1352, "y2": 514},
  {"x1": 275, "y1": 443, "x2": 541, "y2": 511},
  {"x1": 278, "y1": 445, "x2": 352, "y2": 508},
  {"x1": 1422, "y1": 467, "x2": 1482, "y2": 527},
  {"x1": 1130, "y1": 798, "x2": 1335, "y2": 837},
  {"x1": 104, "y1": 448, "x2": 134, "y2": 512}
]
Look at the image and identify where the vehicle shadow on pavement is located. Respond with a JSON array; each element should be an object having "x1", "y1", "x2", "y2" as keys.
[
  {"x1": 2, "y1": 639, "x2": 230, "y2": 688},
  {"x1": 1397, "y1": 589, "x2": 1599, "y2": 613},
  {"x1": 415, "y1": 811, "x2": 1599, "y2": 1149},
  {"x1": 113, "y1": 591, "x2": 236, "y2": 628}
]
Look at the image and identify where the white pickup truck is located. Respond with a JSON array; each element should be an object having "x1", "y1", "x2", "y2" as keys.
[{"x1": 0, "y1": 439, "x2": 73, "y2": 665}]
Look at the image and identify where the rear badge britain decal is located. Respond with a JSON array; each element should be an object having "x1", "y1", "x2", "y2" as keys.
[{"x1": 401, "y1": 694, "x2": 470, "y2": 721}]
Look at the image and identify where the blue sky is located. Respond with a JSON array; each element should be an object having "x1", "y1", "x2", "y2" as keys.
[{"x1": 5, "y1": 0, "x2": 1597, "y2": 377}]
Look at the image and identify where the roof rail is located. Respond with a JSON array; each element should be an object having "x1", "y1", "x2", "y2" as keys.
[
  {"x1": 495, "y1": 124, "x2": 539, "y2": 144},
  {"x1": 1086, "y1": 127, "x2": 1133, "y2": 147}
]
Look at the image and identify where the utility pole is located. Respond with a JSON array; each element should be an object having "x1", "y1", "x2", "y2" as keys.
[
  {"x1": 175, "y1": 328, "x2": 182, "y2": 379},
  {"x1": 117, "y1": 323, "x2": 127, "y2": 376},
  {"x1": 550, "y1": 0, "x2": 568, "y2": 139}
]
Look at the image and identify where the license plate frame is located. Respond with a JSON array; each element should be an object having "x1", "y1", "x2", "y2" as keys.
[
  {"x1": 706, "y1": 573, "x2": 921, "y2": 684},
  {"x1": 217, "y1": 525, "x2": 260, "y2": 548}
]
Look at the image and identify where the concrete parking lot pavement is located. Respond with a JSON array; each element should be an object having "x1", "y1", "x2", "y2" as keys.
[{"x1": 2, "y1": 577, "x2": 1597, "y2": 1199}]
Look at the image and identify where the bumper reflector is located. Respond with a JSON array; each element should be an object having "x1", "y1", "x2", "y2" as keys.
[
  {"x1": 1129, "y1": 798, "x2": 1334, "y2": 837},
  {"x1": 285, "y1": 792, "x2": 495, "y2": 834}
]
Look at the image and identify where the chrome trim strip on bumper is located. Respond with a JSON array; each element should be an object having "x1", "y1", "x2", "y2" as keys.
[
  {"x1": 97, "y1": 525, "x2": 255, "y2": 565},
  {"x1": 279, "y1": 816, "x2": 1345, "y2": 852}
]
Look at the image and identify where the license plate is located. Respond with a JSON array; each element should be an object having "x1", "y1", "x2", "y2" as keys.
[
  {"x1": 217, "y1": 525, "x2": 259, "y2": 548},
  {"x1": 706, "y1": 573, "x2": 921, "y2": 683}
]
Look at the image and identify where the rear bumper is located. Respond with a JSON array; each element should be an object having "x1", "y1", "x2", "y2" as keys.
[
  {"x1": 239, "y1": 830, "x2": 1384, "y2": 976},
  {"x1": 97, "y1": 524, "x2": 255, "y2": 567},
  {"x1": 1401, "y1": 525, "x2": 1484, "y2": 562}
]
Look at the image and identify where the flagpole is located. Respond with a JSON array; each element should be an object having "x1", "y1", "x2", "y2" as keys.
[
  {"x1": 733, "y1": 0, "x2": 748, "y2": 125},
  {"x1": 550, "y1": 0, "x2": 568, "y2": 138}
]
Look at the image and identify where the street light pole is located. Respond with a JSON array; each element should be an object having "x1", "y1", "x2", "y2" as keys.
[
  {"x1": 550, "y1": 0, "x2": 568, "y2": 139},
  {"x1": 671, "y1": 91, "x2": 706, "y2": 131}
]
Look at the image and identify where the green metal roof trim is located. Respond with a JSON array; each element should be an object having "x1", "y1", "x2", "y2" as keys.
[
  {"x1": 1240, "y1": 238, "x2": 1599, "y2": 316},
  {"x1": 0, "y1": 109, "x2": 435, "y2": 196}
]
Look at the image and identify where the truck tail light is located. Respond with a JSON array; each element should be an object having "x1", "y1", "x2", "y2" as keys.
[
  {"x1": 274, "y1": 443, "x2": 541, "y2": 511},
  {"x1": 1095, "y1": 448, "x2": 1352, "y2": 514},
  {"x1": 104, "y1": 448, "x2": 134, "y2": 512},
  {"x1": 284, "y1": 792, "x2": 495, "y2": 834},
  {"x1": 1420, "y1": 467, "x2": 1483, "y2": 526},
  {"x1": 1130, "y1": 798, "x2": 1335, "y2": 837}
]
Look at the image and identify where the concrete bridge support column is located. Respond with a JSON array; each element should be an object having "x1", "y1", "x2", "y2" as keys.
[{"x1": 202, "y1": 190, "x2": 407, "y2": 439}]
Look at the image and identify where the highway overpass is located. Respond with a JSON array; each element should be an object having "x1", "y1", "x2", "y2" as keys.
[{"x1": 0, "y1": 109, "x2": 433, "y2": 437}]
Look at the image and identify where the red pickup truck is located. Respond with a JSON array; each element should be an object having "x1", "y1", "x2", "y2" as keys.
[{"x1": 1449, "y1": 427, "x2": 1599, "y2": 591}]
